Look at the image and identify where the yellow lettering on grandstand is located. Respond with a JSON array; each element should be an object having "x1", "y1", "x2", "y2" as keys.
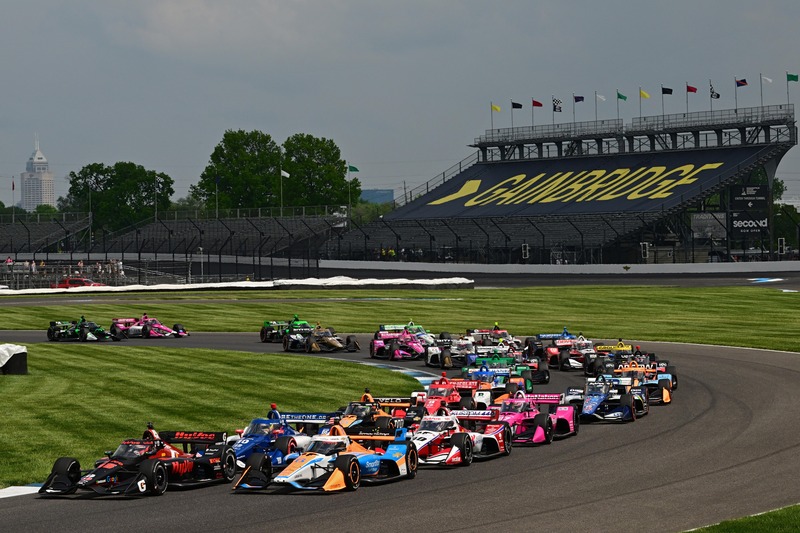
[
  {"x1": 538, "y1": 170, "x2": 606, "y2": 203},
  {"x1": 585, "y1": 167, "x2": 649, "y2": 201},
  {"x1": 496, "y1": 173, "x2": 547, "y2": 205},
  {"x1": 573, "y1": 168, "x2": 633, "y2": 202},
  {"x1": 595, "y1": 167, "x2": 666, "y2": 201},
  {"x1": 518, "y1": 172, "x2": 583, "y2": 204},
  {"x1": 428, "y1": 180, "x2": 483, "y2": 205},
  {"x1": 626, "y1": 165, "x2": 693, "y2": 200},
  {"x1": 649, "y1": 163, "x2": 724, "y2": 198},
  {"x1": 464, "y1": 175, "x2": 526, "y2": 206}
]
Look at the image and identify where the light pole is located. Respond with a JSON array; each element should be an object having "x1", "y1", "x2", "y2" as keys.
[{"x1": 198, "y1": 247, "x2": 203, "y2": 282}]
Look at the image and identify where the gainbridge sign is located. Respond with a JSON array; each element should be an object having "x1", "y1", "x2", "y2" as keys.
[{"x1": 385, "y1": 146, "x2": 771, "y2": 220}]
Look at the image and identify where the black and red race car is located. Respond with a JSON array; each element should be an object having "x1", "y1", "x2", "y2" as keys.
[{"x1": 38, "y1": 423, "x2": 236, "y2": 497}]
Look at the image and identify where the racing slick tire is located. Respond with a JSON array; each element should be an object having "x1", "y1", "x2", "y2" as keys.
[
  {"x1": 388, "y1": 341, "x2": 400, "y2": 361},
  {"x1": 558, "y1": 351, "x2": 570, "y2": 371},
  {"x1": 274, "y1": 436, "x2": 298, "y2": 457},
  {"x1": 221, "y1": 447, "x2": 238, "y2": 482},
  {"x1": 505, "y1": 382, "x2": 521, "y2": 395},
  {"x1": 376, "y1": 417, "x2": 396, "y2": 431},
  {"x1": 282, "y1": 335, "x2": 291, "y2": 352},
  {"x1": 260, "y1": 327, "x2": 270, "y2": 343},
  {"x1": 142, "y1": 325, "x2": 151, "y2": 338},
  {"x1": 334, "y1": 455, "x2": 361, "y2": 491},
  {"x1": 140, "y1": 459, "x2": 168, "y2": 495},
  {"x1": 572, "y1": 406, "x2": 580, "y2": 434},
  {"x1": 369, "y1": 340, "x2": 377, "y2": 358},
  {"x1": 620, "y1": 394, "x2": 636, "y2": 422},
  {"x1": 79, "y1": 326, "x2": 88, "y2": 342},
  {"x1": 458, "y1": 396, "x2": 476, "y2": 410},
  {"x1": 172, "y1": 324, "x2": 186, "y2": 337},
  {"x1": 241, "y1": 452, "x2": 272, "y2": 487},
  {"x1": 666, "y1": 365, "x2": 678, "y2": 390},
  {"x1": 657, "y1": 378, "x2": 672, "y2": 404},
  {"x1": 46, "y1": 327, "x2": 56, "y2": 341},
  {"x1": 502, "y1": 423, "x2": 513, "y2": 456},
  {"x1": 532, "y1": 413, "x2": 553, "y2": 444},
  {"x1": 405, "y1": 443, "x2": 419, "y2": 479},
  {"x1": 439, "y1": 331, "x2": 451, "y2": 341},
  {"x1": 52, "y1": 456, "x2": 81, "y2": 484},
  {"x1": 440, "y1": 348, "x2": 453, "y2": 369},
  {"x1": 450, "y1": 433, "x2": 473, "y2": 466},
  {"x1": 345, "y1": 335, "x2": 360, "y2": 352}
]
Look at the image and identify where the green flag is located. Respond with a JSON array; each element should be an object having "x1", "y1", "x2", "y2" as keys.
[
  {"x1": 788, "y1": 73, "x2": 799, "y2": 82},
  {"x1": 348, "y1": 165, "x2": 360, "y2": 172},
  {"x1": 617, "y1": 91, "x2": 628, "y2": 101}
]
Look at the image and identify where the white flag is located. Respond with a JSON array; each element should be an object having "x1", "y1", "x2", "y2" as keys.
[
  {"x1": 596, "y1": 94, "x2": 606, "y2": 101},
  {"x1": 280, "y1": 170, "x2": 290, "y2": 178},
  {"x1": 762, "y1": 75, "x2": 773, "y2": 83}
]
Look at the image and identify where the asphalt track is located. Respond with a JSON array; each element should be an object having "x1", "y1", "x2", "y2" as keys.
[{"x1": 2, "y1": 330, "x2": 800, "y2": 533}]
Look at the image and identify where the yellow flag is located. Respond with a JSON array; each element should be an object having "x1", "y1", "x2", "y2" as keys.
[
  {"x1": 491, "y1": 104, "x2": 501, "y2": 112},
  {"x1": 640, "y1": 88, "x2": 651, "y2": 99}
]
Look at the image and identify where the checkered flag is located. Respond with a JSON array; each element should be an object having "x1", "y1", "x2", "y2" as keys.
[
  {"x1": 552, "y1": 97, "x2": 563, "y2": 112},
  {"x1": 710, "y1": 83, "x2": 720, "y2": 99}
]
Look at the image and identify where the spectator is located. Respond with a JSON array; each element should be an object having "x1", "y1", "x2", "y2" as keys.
[
  {"x1": 5, "y1": 256, "x2": 13, "y2": 272},
  {"x1": 30, "y1": 261, "x2": 37, "y2": 274}
]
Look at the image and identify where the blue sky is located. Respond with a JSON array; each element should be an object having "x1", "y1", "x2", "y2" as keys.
[{"x1": 2, "y1": 0, "x2": 800, "y2": 207}]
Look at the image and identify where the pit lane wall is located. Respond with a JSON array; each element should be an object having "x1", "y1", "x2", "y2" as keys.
[{"x1": 385, "y1": 146, "x2": 772, "y2": 219}]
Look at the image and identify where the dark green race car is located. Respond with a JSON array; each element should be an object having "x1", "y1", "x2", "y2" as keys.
[{"x1": 47, "y1": 318, "x2": 121, "y2": 342}]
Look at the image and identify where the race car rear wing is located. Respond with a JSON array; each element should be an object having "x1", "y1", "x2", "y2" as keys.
[
  {"x1": 453, "y1": 409, "x2": 498, "y2": 421},
  {"x1": 349, "y1": 427, "x2": 411, "y2": 442},
  {"x1": 111, "y1": 318, "x2": 138, "y2": 325},
  {"x1": 525, "y1": 393, "x2": 564, "y2": 405},
  {"x1": 280, "y1": 412, "x2": 336, "y2": 424},
  {"x1": 159, "y1": 430, "x2": 228, "y2": 445},
  {"x1": 373, "y1": 397, "x2": 414, "y2": 408},
  {"x1": 595, "y1": 342, "x2": 632, "y2": 352}
]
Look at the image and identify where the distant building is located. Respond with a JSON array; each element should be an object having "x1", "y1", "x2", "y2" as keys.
[
  {"x1": 20, "y1": 137, "x2": 55, "y2": 212},
  {"x1": 361, "y1": 189, "x2": 394, "y2": 204}
]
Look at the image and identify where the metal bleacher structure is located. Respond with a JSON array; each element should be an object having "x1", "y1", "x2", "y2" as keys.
[{"x1": 327, "y1": 104, "x2": 797, "y2": 264}]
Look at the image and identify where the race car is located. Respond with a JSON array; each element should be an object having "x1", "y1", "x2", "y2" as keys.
[
  {"x1": 282, "y1": 325, "x2": 360, "y2": 353},
  {"x1": 564, "y1": 375, "x2": 649, "y2": 422},
  {"x1": 47, "y1": 318, "x2": 120, "y2": 342},
  {"x1": 229, "y1": 413, "x2": 331, "y2": 471},
  {"x1": 38, "y1": 423, "x2": 236, "y2": 497},
  {"x1": 234, "y1": 425, "x2": 418, "y2": 492},
  {"x1": 612, "y1": 361, "x2": 675, "y2": 405},
  {"x1": 370, "y1": 325, "x2": 428, "y2": 360},
  {"x1": 460, "y1": 364, "x2": 551, "y2": 398},
  {"x1": 419, "y1": 374, "x2": 491, "y2": 414},
  {"x1": 494, "y1": 393, "x2": 579, "y2": 444},
  {"x1": 411, "y1": 411, "x2": 512, "y2": 466},
  {"x1": 466, "y1": 327, "x2": 525, "y2": 351},
  {"x1": 110, "y1": 317, "x2": 189, "y2": 339},
  {"x1": 259, "y1": 315, "x2": 309, "y2": 343}
]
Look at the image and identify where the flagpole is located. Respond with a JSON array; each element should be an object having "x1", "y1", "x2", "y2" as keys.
[
  {"x1": 734, "y1": 77, "x2": 738, "y2": 110},
  {"x1": 686, "y1": 82, "x2": 689, "y2": 114},
  {"x1": 638, "y1": 86, "x2": 642, "y2": 118},
  {"x1": 760, "y1": 73, "x2": 764, "y2": 107},
  {"x1": 788, "y1": 72, "x2": 792, "y2": 105},
  {"x1": 660, "y1": 85, "x2": 665, "y2": 117},
  {"x1": 552, "y1": 95, "x2": 555, "y2": 125},
  {"x1": 490, "y1": 101, "x2": 494, "y2": 130},
  {"x1": 709, "y1": 79, "x2": 713, "y2": 112},
  {"x1": 572, "y1": 93, "x2": 576, "y2": 124},
  {"x1": 510, "y1": 99, "x2": 514, "y2": 129},
  {"x1": 531, "y1": 98, "x2": 535, "y2": 127},
  {"x1": 594, "y1": 91, "x2": 598, "y2": 121},
  {"x1": 616, "y1": 89, "x2": 620, "y2": 120}
]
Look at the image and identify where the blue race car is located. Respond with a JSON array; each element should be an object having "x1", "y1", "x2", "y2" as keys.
[
  {"x1": 563, "y1": 374, "x2": 649, "y2": 422},
  {"x1": 230, "y1": 413, "x2": 331, "y2": 471}
]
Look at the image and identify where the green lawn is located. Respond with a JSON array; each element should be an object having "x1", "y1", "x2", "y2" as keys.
[{"x1": 694, "y1": 505, "x2": 800, "y2": 532}]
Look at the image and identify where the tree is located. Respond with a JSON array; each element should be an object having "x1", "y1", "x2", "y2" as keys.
[
  {"x1": 33, "y1": 204, "x2": 59, "y2": 215},
  {"x1": 282, "y1": 133, "x2": 359, "y2": 208},
  {"x1": 190, "y1": 130, "x2": 281, "y2": 210},
  {"x1": 61, "y1": 162, "x2": 174, "y2": 231}
]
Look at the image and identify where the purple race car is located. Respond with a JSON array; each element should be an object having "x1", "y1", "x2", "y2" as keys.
[
  {"x1": 369, "y1": 324, "x2": 426, "y2": 361},
  {"x1": 493, "y1": 392, "x2": 579, "y2": 444},
  {"x1": 110, "y1": 316, "x2": 189, "y2": 339}
]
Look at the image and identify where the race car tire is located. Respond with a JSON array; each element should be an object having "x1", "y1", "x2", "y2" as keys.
[
  {"x1": 373, "y1": 331, "x2": 381, "y2": 340},
  {"x1": 451, "y1": 433, "x2": 473, "y2": 466},
  {"x1": 505, "y1": 382, "x2": 520, "y2": 395},
  {"x1": 520, "y1": 369, "x2": 533, "y2": 381},
  {"x1": 328, "y1": 327, "x2": 336, "y2": 335},
  {"x1": 369, "y1": 341, "x2": 377, "y2": 358},
  {"x1": 260, "y1": 327, "x2": 270, "y2": 343},
  {"x1": 173, "y1": 324, "x2": 185, "y2": 336},
  {"x1": 274, "y1": 436, "x2": 298, "y2": 457},
  {"x1": 52, "y1": 457, "x2": 81, "y2": 484},
  {"x1": 46, "y1": 327, "x2": 55, "y2": 341},
  {"x1": 571, "y1": 406, "x2": 580, "y2": 434},
  {"x1": 221, "y1": 447, "x2": 237, "y2": 482},
  {"x1": 405, "y1": 443, "x2": 419, "y2": 479},
  {"x1": 558, "y1": 351, "x2": 570, "y2": 371},
  {"x1": 458, "y1": 396, "x2": 476, "y2": 410},
  {"x1": 620, "y1": 394, "x2": 636, "y2": 422},
  {"x1": 345, "y1": 335, "x2": 359, "y2": 352},
  {"x1": 666, "y1": 365, "x2": 678, "y2": 390},
  {"x1": 388, "y1": 341, "x2": 400, "y2": 360},
  {"x1": 334, "y1": 455, "x2": 361, "y2": 491},
  {"x1": 243, "y1": 452, "x2": 272, "y2": 484},
  {"x1": 439, "y1": 331, "x2": 451, "y2": 340},
  {"x1": 376, "y1": 417, "x2": 395, "y2": 431},
  {"x1": 533, "y1": 413, "x2": 553, "y2": 444},
  {"x1": 79, "y1": 326, "x2": 87, "y2": 342},
  {"x1": 502, "y1": 423, "x2": 513, "y2": 456},
  {"x1": 282, "y1": 335, "x2": 290, "y2": 352},
  {"x1": 440, "y1": 348, "x2": 452, "y2": 369},
  {"x1": 142, "y1": 325, "x2": 151, "y2": 338},
  {"x1": 140, "y1": 459, "x2": 168, "y2": 495}
]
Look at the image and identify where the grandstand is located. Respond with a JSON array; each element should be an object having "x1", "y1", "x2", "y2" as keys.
[{"x1": 329, "y1": 104, "x2": 797, "y2": 264}]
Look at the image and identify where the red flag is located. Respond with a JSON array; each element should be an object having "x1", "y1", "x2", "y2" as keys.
[
  {"x1": 686, "y1": 84, "x2": 698, "y2": 93},
  {"x1": 532, "y1": 99, "x2": 543, "y2": 107}
]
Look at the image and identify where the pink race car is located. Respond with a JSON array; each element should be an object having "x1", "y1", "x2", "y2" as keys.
[
  {"x1": 493, "y1": 392, "x2": 579, "y2": 445},
  {"x1": 110, "y1": 316, "x2": 189, "y2": 339},
  {"x1": 369, "y1": 325, "x2": 426, "y2": 361}
]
